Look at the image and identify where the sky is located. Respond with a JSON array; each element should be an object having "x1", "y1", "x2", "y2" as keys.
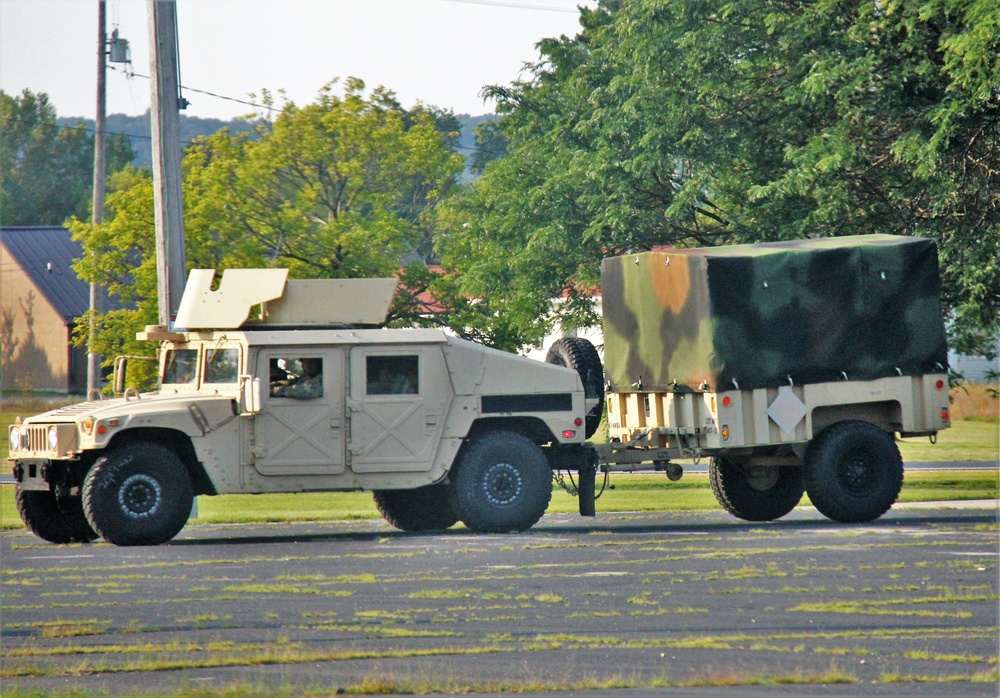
[{"x1": 0, "y1": 0, "x2": 595, "y2": 121}]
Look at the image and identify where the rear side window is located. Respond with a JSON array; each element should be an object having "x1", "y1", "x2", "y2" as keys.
[
  {"x1": 366, "y1": 355, "x2": 419, "y2": 395},
  {"x1": 162, "y1": 349, "x2": 199, "y2": 384}
]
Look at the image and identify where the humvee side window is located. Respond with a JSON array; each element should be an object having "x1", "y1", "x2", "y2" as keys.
[
  {"x1": 162, "y1": 349, "x2": 199, "y2": 384},
  {"x1": 205, "y1": 348, "x2": 239, "y2": 383},
  {"x1": 269, "y1": 357, "x2": 324, "y2": 400},
  {"x1": 366, "y1": 355, "x2": 418, "y2": 395}
]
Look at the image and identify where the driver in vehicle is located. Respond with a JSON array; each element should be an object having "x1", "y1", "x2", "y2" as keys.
[{"x1": 272, "y1": 358, "x2": 323, "y2": 399}]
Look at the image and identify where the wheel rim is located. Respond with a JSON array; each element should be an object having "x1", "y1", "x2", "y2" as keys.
[
  {"x1": 744, "y1": 466, "x2": 780, "y2": 492},
  {"x1": 837, "y1": 450, "x2": 875, "y2": 495},
  {"x1": 481, "y1": 462, "x2": 523, "y2": 506},
  {"x1": 118, "y1": 474, "x2": 163, "y2": 519}
]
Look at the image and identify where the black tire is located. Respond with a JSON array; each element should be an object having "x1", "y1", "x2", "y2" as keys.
[
  {"x1": 805, "y1": 420, "x2": 903, "y2": 523},
  {"x1": 450, "y1": 431, "x2": 552, "y2": 533},
  {"x1": 545, "y1": 337, "x2": 605, "y2": 438},
  {"x1": 15, "y1": 487, "x2": 98, "y2": 544},
  {"x1": 82, "y1": 443, "x2": 193, "y2": 546},
  {"x1": 709, "y1": 457, "x2": 804, "y2": 522},
  {"x1": 373, "y1": 483, "x2": 459, "y2": 532}
]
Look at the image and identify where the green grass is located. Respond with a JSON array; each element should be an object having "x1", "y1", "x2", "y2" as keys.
[
  {"x1": 1, "y1": 470, "x2": 995, "y2": 531},
  {"x1": 2, "y1": 395, "x2": 995, "y2": 531},
  {"x1": 897, "y1": 419, "x2": 999, "y2": 463},
  {"x1": 547, "y1": 469, "x2": 998, "y2": 515}
]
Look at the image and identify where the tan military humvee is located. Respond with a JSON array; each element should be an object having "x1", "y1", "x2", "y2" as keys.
[{"x1": 9, "y1": 269, "x2": 601, "y2": 546}]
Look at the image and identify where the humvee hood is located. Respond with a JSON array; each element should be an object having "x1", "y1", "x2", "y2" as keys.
[{"x1": 22, "y1": 394, "x2": 236, "y2": 436}]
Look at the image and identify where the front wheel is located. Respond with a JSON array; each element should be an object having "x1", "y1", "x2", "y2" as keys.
[
  {"x1": 709, "y1": 458, "x2": 804, "y2": 522},
  {"x1": 805, "y1": 421, "x2": 903, "y2": 523},
  {"x1": 82, "y1": 443, "x2": 193, "y2": 546},
  {"x1": 15, "y1": 488, "x2": 98, "y2": 544},
  {"x1": 450, "y1": 431, "x2": 552, "y2": 533},
  {"x1": 373, "y1": 483, "x2": 459, "y2": 532}
]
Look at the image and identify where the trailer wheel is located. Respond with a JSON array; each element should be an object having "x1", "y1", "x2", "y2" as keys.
[
  {"x1": 805, "y1": 420, "x2": 903, "y2": 523},
  {"x1": 82, "y1": 443, "x2": 193, "y2": 546},
  {"x1": 450, "y1": 431, "x2": 552, "y2": 533},
  {"x1": 15, "y1": 488, "x2": 98, "y2": 544},
  {"x1": 373, "y1": 483, "x2": 459, "y2": 532},
  {"x1": 545, "y1": 337, "x2": 605, "y2": 438},
  {"x1": 709, "y1": 458, "x2": 804, "y2": 522}
]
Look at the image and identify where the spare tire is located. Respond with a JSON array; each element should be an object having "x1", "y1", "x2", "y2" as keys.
[{"x1": 545, "y1": 337, "x2": 604, "y2": 438}]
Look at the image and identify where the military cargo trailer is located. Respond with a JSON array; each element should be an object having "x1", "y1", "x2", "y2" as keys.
[
  {"x1": 9, "y1": 269, "x2": 599, "y2": 546},
  {"x1": 596, "y1": 235, "x2": 951, "y2": 523}
]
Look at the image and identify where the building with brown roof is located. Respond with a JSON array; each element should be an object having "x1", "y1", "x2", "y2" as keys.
[{"x1": 1, "y1": 226, "x2": 105, "y2": 393}]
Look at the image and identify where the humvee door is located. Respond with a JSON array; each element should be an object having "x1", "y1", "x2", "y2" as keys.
[
  {"x1": 347, "y1": 347, "x2": 452, "y2": 473},
  {"x1": 252, "y1": 349, "x2": 346, "y2": 476}
]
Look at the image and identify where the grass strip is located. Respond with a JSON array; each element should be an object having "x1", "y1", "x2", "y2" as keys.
[{"x1": 1, "y1": 470, "x2": 996, "y2": 531}]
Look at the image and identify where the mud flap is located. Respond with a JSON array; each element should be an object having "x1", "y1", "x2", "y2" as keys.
[{"x1": 578, "y1": 461, "x2": 596, "y2": 517}]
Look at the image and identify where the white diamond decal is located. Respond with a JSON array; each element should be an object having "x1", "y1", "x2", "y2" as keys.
[{"x1": 767, "y1": 386, "x2": 807, "y2": 436}]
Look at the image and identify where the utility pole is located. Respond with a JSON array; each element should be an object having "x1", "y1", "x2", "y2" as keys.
[
  {"x1": 147, "y1": 0, "x2": 187, "y2": 327},
  {"x1": 88, "y1": 0, "x2": 107, "y2": 393}
]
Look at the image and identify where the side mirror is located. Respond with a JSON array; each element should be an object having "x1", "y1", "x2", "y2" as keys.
[
  {"x1": 239, "y1": 374, "x2": 261, "y2": 415},
  {"x1": 112, "y1": 355, "x2": 158, "y2": 396},
  {"x1": 113, "y1": 356, "x2": 128, "y2": 396}
]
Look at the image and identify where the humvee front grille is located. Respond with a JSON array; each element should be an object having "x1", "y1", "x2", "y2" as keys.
[{"x1": 20, "y1": 425, "x2": 51, "y2": 453}]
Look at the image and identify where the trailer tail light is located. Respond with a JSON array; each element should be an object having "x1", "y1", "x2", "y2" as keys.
[
  {"x1": 562, "y1": 430, "x2": 577, "y2": 439},
  {"x1": 940, "y1": 408, "x2": 949, "y2": 422},
  {"x1": 722, "y1": 396, "x2": 731, "y2": 407}
]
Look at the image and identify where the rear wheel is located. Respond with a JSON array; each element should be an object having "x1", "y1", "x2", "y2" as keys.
[
  {"x1": 450, "y1": 431, "x2": 552, "y2": 533},
  {"x1": 82, "y1": 443, "x2": 193, "y2": 546},
  {"x1": 15, "y1": 487, "x2": 97, "y2": 544},
  {"x1": 545, "y1": 337, "x2": 605, "y2": 438},
  {"x1": 805, "y1": 421, "x2": 903, "y2": 523},
  {"x1": 709, "y1": 457, "x2": 804, "y2": 522},
  {"x1": 373, "y1": 483, "x2": 458, "y2": 532}
]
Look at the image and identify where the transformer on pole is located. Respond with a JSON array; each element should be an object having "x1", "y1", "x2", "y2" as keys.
[{"x1": 89, "y1": 3, "x2": 131, "y2": 393}]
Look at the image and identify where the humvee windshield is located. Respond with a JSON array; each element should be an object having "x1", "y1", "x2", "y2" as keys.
[
  {"x1": 162, "y1": 348, "x2": 198, "y2": 385},
  {"x1": 205, "y1": 348, "x2": 240, "y2": 384}
]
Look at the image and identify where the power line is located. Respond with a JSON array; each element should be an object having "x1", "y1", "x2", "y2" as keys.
[
  {"x1": 435, "y1": 0, "x2": 583, "y2": 12},
  {"x1": 108, "y1": 64, "x2": 278, "y2": 114}
]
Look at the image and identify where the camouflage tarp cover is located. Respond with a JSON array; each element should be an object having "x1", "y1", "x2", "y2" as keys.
[{"x1": 601, "y1": 234, "x2": 948, "y2": 393}]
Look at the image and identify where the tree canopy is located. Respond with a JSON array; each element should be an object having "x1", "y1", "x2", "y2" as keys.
[
  {"x1": 0, "y1": 89, "x2": 133, "y2": 226},
  {"x1": 440, "y1": 0, "x2": 999, "y2": 356},
  {"x1": 71, "y1": 80, "x2": 466, "y2": 369}
]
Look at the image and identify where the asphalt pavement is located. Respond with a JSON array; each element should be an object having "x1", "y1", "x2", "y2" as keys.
[{"x1": 2, "y1": 503, "x2": 997, "y2": 697}]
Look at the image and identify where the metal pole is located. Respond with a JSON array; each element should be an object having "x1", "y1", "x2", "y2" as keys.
[
  {"x1": 147, "y1": 0, "x2": 187, "y2": 327},
  {"x1": 88, "y1": 0, "x2": 106, "y2": 392}
]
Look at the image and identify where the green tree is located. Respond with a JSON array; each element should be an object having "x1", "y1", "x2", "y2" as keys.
[
  {"x1": 0, "y1": 89, "x2": 133, "y2": 225},
  {"x1": 71, "y1": 80, "x2": 466, "y2": 375},
  {"x1": 440, "y1": 0, "x2": 998, "y2": 356},
  {"x1": 469, "y1": 119, "x2": 507, "y2": 174}
]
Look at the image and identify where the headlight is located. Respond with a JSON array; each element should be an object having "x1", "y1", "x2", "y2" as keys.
[
  {"x1": 47, "y1": 426, "x2": 59, "y2": 451},
  {"x1": 9, "y1": 428, "x2": 20, "y2": 453}
]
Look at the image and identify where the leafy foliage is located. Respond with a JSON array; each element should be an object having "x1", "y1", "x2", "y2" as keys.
[
  {"x1": 71, "y1": 80, "x2": 466, "y2": 373},
  {"x1": 440, "y1": 0, "x2": 998, "y2": 355},
  {"x1": 0, "y1": 89, "x2": 133, "y2": 225}
]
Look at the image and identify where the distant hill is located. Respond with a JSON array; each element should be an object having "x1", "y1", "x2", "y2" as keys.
[{"x1": 59, "y1": 111, "x2": 495, "y2": 176}]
